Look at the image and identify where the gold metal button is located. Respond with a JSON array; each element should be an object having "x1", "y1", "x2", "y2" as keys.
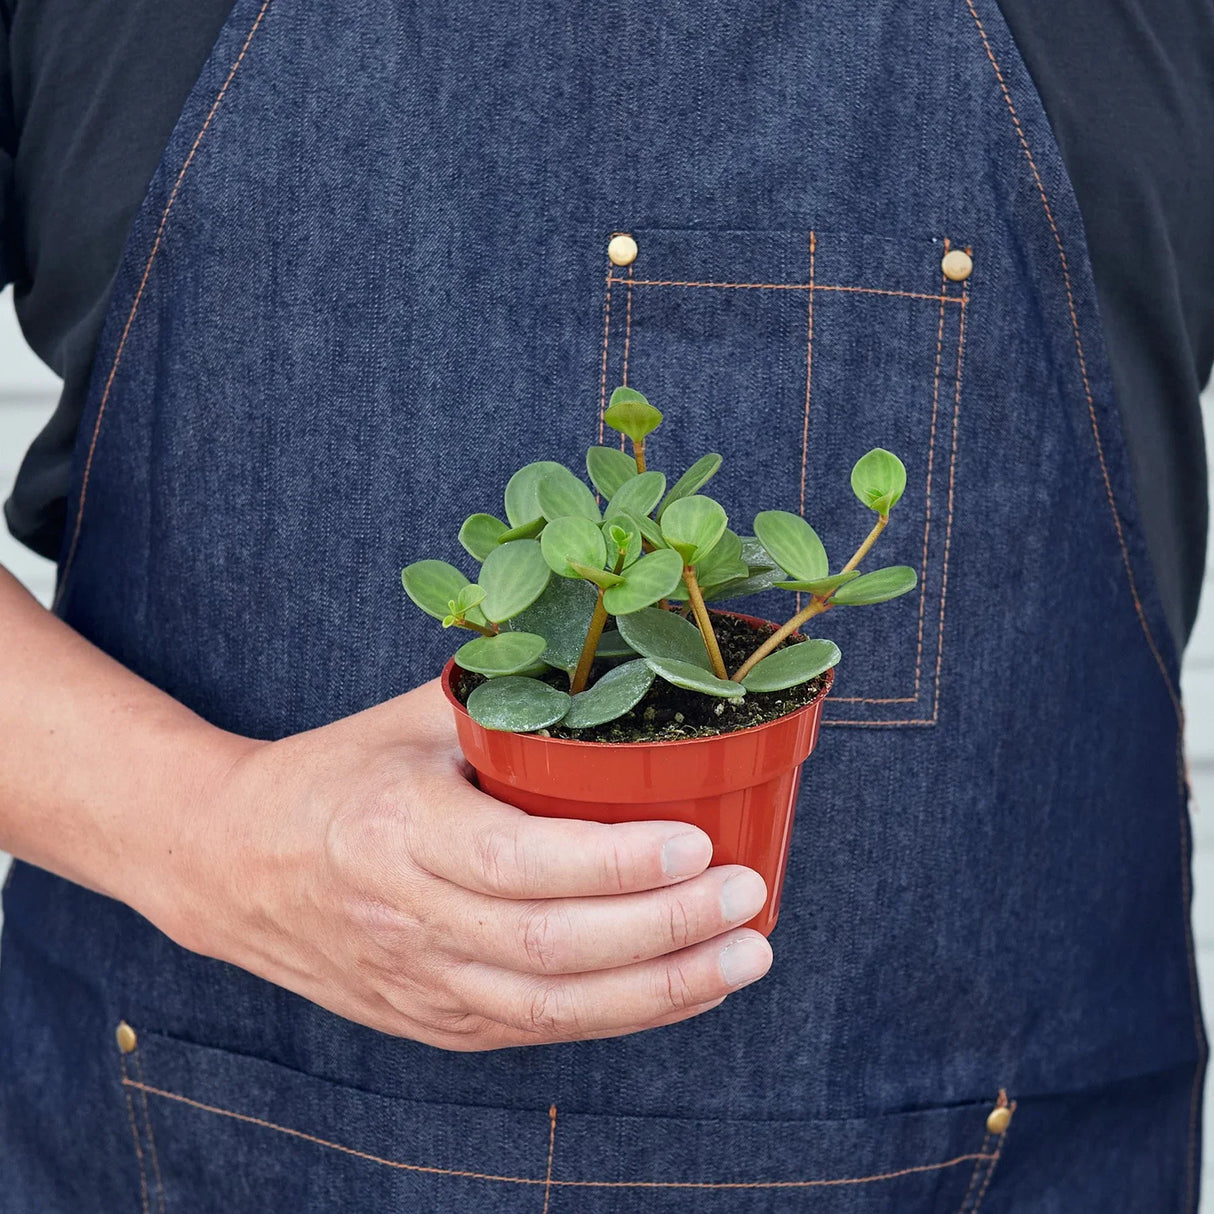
[
  {"x1": 942, "y1": 248, "x2": 973, "y2": 281},
  {"x1": 115, "y1": 1022, "x2": 138, "y2": 1054},
  {"x1": 985, "y1": 1105, "x2": 1012, "y2": 1135},
  {"x1": 608, "y1": 233, "x2": 638, "y2": 267}
]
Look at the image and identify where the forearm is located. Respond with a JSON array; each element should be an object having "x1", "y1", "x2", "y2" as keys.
[{"x1": 0, "y1": 564, "x2": 251, "y2": 914}]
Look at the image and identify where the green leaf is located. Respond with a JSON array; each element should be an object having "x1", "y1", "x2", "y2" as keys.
[
  {"x1": 455, "y1": 632, "x2": 549, "y2": 677},
  {"x1": 478, "y1": 540, "x2": 551, "y2": 622},
  {"x1": 562, "y1": 660, "x2": 656, "y2": 728},
  {"x1": 602, "y1": 518, "x2": 642, "y2": 569},
  {"x1": 644, "y1": 655, "x2": 746, "y2": 698},
  {"x1": 401, "y1": 560, "x2": 469, "y2": 620},
  {"x1": 505, "y1": 577, "x2": 598, "y2": 674},
  {"x1": 831, "y1": 565, "x2": 918, "y2": 605},
  {"x1": 851, "y1": 448, "x2": 908, "y2": 515},
  {"x1": 616, "y1": 606, "x2": 712, "y2": 669},
  {"x1": 595, "y1": 630, "x2": 637, "y2": 660},
  {"x1": 614, "y1": 508, "x2": 667, "y2": 549},
  {"x1": 772, "y1": 570, "x2": 861, "y2": 595},
  {"x1": 602, "y1": 548, "x2": 685, "y2": 614},
  {"x1": 740, "y1": 639, "x2": 841, "y2": 692},
  {"x1": 740, "y1": 536, "x2": 777, "y2": 572},
  {"x1": 496, "y1": 517, "x2": 547, "y2": 543},
  {"x1": 586, "y1": 446, "x2": 638, "y2": 499},
  {"x1": 504, "y1": 461, "x2": 569, "y2": 528},
  {"x1": 660, "y1": 495, "x2": 728, "y2": 565},
  {"x1": 605, "y1": 471, "x2": 667, "y2": 521},
  {"x1": 693, "y1": 528, "x2": 748, "y2": 591},
  {"x1": 536, "y1": 469, "x2": 601, "y2": 523},
  {"x1": 603, "y1": 386, "x2": 663, "y2": 443},
  {"x1": 568, "y1": 562, "x2": 625, "y2": 589},
  {"x1": 657, "y1": 453, "x2": 723, "y2": 518},
  {"x1": 458, "y1": 514, "x2": 508, "y2": 561},
  {"x1": 752, "y1": 511, "x2": 829, "y2": 582},
  {"x1": 541, "y1": 516, "x2": 608, "y2": 579},
  {"x1": 466, "y1": 676, "x2": 571, "y2": 732}
]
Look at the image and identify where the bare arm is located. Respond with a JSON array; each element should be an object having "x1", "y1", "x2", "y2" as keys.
[{"x1": 0, "y1": 563, "x2": 773, "y2": 1049}]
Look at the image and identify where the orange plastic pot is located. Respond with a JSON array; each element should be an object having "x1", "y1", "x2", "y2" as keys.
[{"x1": 441, "y1": 613, "x2": 832, "y2": 935}]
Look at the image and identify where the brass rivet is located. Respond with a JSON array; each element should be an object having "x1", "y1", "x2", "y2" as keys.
[
  {"x1": 115, "y1": 1022, "x2": 138, "y2": 1054},
  {"x1": 985, "y1": 1105, "x2": 1012, "y2": 1135},
  {"x1": 608, "y1": 233, "x2": 638, "y2": 267},
  {"x1": 942, "y1": 248, "x2": 973, "y2": 281}
]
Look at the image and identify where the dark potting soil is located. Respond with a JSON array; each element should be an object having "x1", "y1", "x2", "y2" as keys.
[{"x1": 452, "y1": 611, "x2": 830, "y2": 743}]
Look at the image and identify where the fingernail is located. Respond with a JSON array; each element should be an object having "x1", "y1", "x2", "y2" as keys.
[
  {"x1": 720, "y1": 871, "x2": 767, "y2": 923},
  {"x1": 661, "y1": 831, "x2": 711, "y2": 879},
  {"x1": 719, "y1": 936, "x2": 772, "y2": 987}
]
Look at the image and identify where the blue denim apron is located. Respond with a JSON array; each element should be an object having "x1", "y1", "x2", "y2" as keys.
[{"x1": 1, "y1": 0, "x2": 1204, "y2": 1209}]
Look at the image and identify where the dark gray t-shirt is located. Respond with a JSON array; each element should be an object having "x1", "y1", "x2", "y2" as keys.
[{"x1": 2, "y1": 0, "x2": 1211, "y2": 648}]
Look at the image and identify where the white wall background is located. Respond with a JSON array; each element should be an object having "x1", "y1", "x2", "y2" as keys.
[{"x1": 1, "y1": 287, "x2": 1213, "y2": 1183}]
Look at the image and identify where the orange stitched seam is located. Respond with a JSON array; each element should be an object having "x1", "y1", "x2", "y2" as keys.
[
  {"x1": 597, "y1": 266, "x2": 613, "y2": 445},
  {"x1": 133, "y1": 1052, "x2": 166, "y2": 1214},
  {"x1": 621, "y1": 268, "x2": 634, "y2": 387},
  {"x1": 956, "y1": 1131, "x2": 992, "y2": 1213},
  {"x1": 118, "y1": 1056, "x2": 150, "y2": 1214},
  {"x1": 969, "y1": 1101, "x2": 1015, "y2": 1212},
  {"x1": 541, "y1": 1104, "x2": 557, "y2": 1213},
  {"x1": 53, "y1": 0, "x2": 274, "y2": 609},
  {"x1": 913, "y1": 244, "x2": 950, "y2": 698},
  {"x1": 824, "y1": 718, "x2": 936, "y2": 727},
  {"x1": 830, "y1": 696, "x2": 919, "y2": 704},
  {"x1": 960, "y1": 0, "x2": 1179, "y2": 719},
  {"x1": 929, "y1": 284, "x2": 968, "y2": 725},
  {"x1": 121, "y1": 1079, "x2": 991, "y2": 1189},
  {"x1": 796, "y1": 231, "x2": 817, "y2": 613},
  {"x1": 607, "y1": 276, "x2": 961, "y2": 305}
]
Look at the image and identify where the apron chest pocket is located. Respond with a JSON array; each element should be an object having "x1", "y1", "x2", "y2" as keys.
[
  {"x1": 591, "y1": 227, "x2": 971, "y2": 727},
  {"x1": 119, "y1": 1025, "x2": 1013, "y2": 1212}
]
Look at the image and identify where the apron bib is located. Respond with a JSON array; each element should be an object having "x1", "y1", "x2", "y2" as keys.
[{"x1": 1, "y1": 0, "x2": 1203, "y2": 1209}]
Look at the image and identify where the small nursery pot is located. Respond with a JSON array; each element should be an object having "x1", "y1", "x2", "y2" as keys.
[{"x1": 441, "y1": 613, "x2": 833, "y2": 936}]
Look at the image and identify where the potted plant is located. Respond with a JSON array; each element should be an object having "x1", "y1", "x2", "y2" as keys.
[{"x1": 401, "y1": 388, "x2": 915, "y2": 933}]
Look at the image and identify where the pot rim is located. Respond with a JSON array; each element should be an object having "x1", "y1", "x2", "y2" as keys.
[{"x1": 440, "y1": 610, "x2": 835, "y2": 751}]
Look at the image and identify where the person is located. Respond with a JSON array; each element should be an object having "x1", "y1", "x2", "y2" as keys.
[{"x1": 1, "y1": 0, "x2": 1211, "y2": 1209}]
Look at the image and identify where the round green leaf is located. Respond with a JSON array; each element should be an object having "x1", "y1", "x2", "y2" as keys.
[
  {"x1": 458, "y1": 514, "x2": 508, "y2": 561},
  {"x1": 604, "y1": 386, "x2": 663, "y2": 443},
  {"x1": 660, "y1": 495, "x2": 728, "y2": 565},
  {"x1": 401, "y1": 560, "x2": 469, "y2": 620},
  {"x1": 504, "y1": 461, "x2": 569, "y2": 528},
  {"x1": 478, "y1": 540, "x2": 551, "y2": 622},
  {"x1": 562, "y1": 660, "x2": 656, "y2": 729},
  {"x1": 466, "y1": 677, "x2": 571, "y2": 732},
  {"x1": 586, "y1": 446, "x2": 638, "y2": 498},
  {"x1": 692, "y1": 528, "x2": 748, "y2": 592},
  {"x1": 602, "y1": 548, "x2": 684, "y2": 614},
  {"x1": 455, "y1": 631, "x2": 549, "y2": 677},
  {"x1": 644, "y1": 655, "x2": 746, "y2": 698},
  {"x1": 602, "y1": 518, "x2": 642, "y2": 569},
  {"x1": 851, "y1": 448, "x2": 908, "y2": 515},
  {"x1": 831, "y1": 565, "x2": 918, "y2": 605},
  {"x1": 616, "y1": 606, "x2": 712, "y2": 669},
  {"x1": 605, "y1": 471, "x2": 667, "y2": 521},
  {"x1": 772, "y1": 570, "x2": 861, "y2": 595},
  {"x1": 505, "y1": 577, "x2": 598, "y2": 674},
  {"x1": 739, "y1": 639, "x2": 841, "y2": 692},
  {"x1": 752, "y1": 511, "x2": 829, "y2": 582},
  {"x1": 614, "y1": 508, "x2": 667, "y2": 549},
  {"x1": 540, "y1": 516, "x2": 608, "y2": 578},
  {"x1": 657, "y1": 453, "x2": 723, "y2": 518},
  {"x1": 595, "y1": 630, "x2": 637, "y2": 660},
  {"x1": 536, "y1": 469, "x2": 601, "y2": 523}
]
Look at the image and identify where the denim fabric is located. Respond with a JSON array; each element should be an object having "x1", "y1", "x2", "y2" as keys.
[{"x1": 0, "y1": 0, "x2": 1203, "y2": 1209}]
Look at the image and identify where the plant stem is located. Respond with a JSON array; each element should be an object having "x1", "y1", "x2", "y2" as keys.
[
  {"x1": 731, "y1": 599, "x2": 829, "y2": 682},
  {"x1": 570, "y1": 589, "x2": 610, "y2": 695},
  {"x1": 634, "y1": 437, "x2": 647, "y2": 474},
  {"x1": 683, "y1": 567, "x2": 728, "y2": 679},
  {"x1": 456, "y1": 619, "x2": 497, "y2": 637},
  {"x1": 839, "y1": 513, "x2": 888, "y2": 573},
  {"x1": 729, "y1": 512, "x2": 888, "y2": 683}
]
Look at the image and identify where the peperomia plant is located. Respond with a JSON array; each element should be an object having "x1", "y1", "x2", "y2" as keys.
[{"x1": 401, "y1": 386, "x2": 917, "y2": 733}]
